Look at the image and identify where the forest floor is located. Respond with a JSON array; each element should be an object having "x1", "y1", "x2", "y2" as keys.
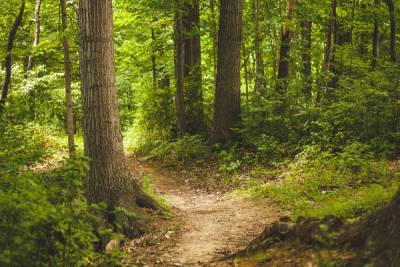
[{"x1": 126, "y1": 158, "x2": 279, "y2": 267}]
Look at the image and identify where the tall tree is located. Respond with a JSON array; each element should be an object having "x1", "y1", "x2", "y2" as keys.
[
  {"x1": 277, "y1": 0, "x2": 295, "y2": 93},
  {"x1": 174, "y1": 0, "x2": 187, "y2": 137},
  {"x1": 254, "y1": 0, "x2": 265, "y2": 93},
  {"x1": 183, "y1": 0, "x2": 205, "y2": 134},
  {"x1": 300, "y1": 16, "x2": 312, "y2": 101},
  {"x1": 78, "y1": 0, "x2": 159, "y2": 233},
  {"x1": 210, "y1": 0, "x2": 243, "y2": 144},
  {"x1": 61, "y1": 0, "x2": 75, "y2": 156},
  {"x1": 0, "y1": 0, "x2": 25, "y2": 114},
  {"x1": 317, "y1": 0, "x2": 336, "y2": 103},
  {"x1": 26, "y1": 0, "x2": 42, "y2": 71},
  {"x1": 372, "y1": 0, "x2": 381, "y2": 69},
  {"x1": 386, "y1": 0, "x2": 397, "y2": 62}
]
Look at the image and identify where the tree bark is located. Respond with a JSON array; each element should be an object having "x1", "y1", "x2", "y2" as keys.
[
  {"x1": 174, "y1": 0, "x2": 187, "y2": 137},
  {"x1": 254, "y1": 0, "x2": 265, "y2": 93},
  {"x1": 27, "y1": 0, "x2": 42, "y2": 71},
  {"x1": 372, "y1": 0, "x2": 381, "y2": 69},
  {"x1": 277, "y1": 0, "x2": 295, "y2": 93},
  {"x1": 301, "y1": 19, "x2": 312, "y2": 101},
  {"x1": 210, "y1": 0, "x2": 243, "y2": 144},
  {"x1": 316, "y1": 0, "x2": 336, "y2": 103},
  {"x1": 183, "y1": 0, "x2": 205, "y2": 134},
  {"x1": 386, "y1": 0, "x2": 397, "y2": 62},
  {"x1": 61, "y1": 0, "x2": 75, "y2": 157},
  {"x1": 0, "y1": 0, "x2": 25, "y2": 115},
  {"x1": 78, "y1": 0, "x2": 160, "y2": 234}
]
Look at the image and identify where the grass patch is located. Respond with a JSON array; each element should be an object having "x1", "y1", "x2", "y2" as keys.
[
  {"x1": 231, "y1": 154, "x2": 400, "y2": 221},
  {"x1": 142, "y1": 175, "x2": 172, "y2": 217}
]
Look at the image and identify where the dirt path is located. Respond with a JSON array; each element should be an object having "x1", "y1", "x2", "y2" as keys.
[{"x1": 128, "y1": 159, "x2": 278, "y2": 267}]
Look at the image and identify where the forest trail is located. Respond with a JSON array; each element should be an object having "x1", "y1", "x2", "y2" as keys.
[{"x1": 128, "y1": 159, "x2": 278, "y2": 267}]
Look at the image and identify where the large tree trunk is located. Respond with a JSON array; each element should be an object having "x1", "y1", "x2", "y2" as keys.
[
  {"x1": 26, "y1": 0, "x2": 42, "y2": 71},
  {"x1": 210, "y1": 0, "x2": 243, "y2": 144},
  {"x1": 78, "y1": 0, "x2": 159, "y2": 236},
  {"x1": 0, "y1": 0, "x2": 25, "y2": 115},
  {"x1": 61, "y1": 0, "x2": 75, "y2": 157},
  {"x1": 174, "y1": 0, "x2": 187, "y2": 137},
  {"x1": 183, "y1": 0, "x2": 205, "y2": 134},
  {"x1": 372, "y1": 0, "x2": 381, "y2": 69},
  {"x1": 386, "y1": 0, "x2": 397, "y2": 63},
  {"x1": 254, "y1": 0, "x2": 265, "y2": 93},
  {"x1": 277, "y1": 0, "x2": 295, "y2": 93}
]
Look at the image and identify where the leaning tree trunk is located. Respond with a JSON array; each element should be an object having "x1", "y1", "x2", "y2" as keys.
[
  {"x1": 183, "y1": 0, "x2": 205, "y2": 135},
  {"x1": 210, "y1": 0, "x2": 243, "y2": 144},
  {"x1": 0, "y1": 0, "x2": 25, "y2": 115},
  {"x1": 61, "y1": 0, "x2": 75, "y2": 157},
  {"x1": 78, "y1": 0, "x2": 160, "y2": 236},
  {"x1": 27, "y1": 0, "x2": 42, "y2": 71}
]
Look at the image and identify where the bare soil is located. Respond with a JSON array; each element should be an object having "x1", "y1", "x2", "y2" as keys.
[{"x1": 126, "y1": 158, "x2": 279, "y2": 267}]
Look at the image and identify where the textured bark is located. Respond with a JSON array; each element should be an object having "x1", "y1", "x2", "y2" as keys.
[
  {"x1": 27, "y1": 0, "x2": 42, "y2": 71},
  {"x1": 301, "y1": 19, "x2": 312, "y2": 101},
  {"x1": 183, "y1": 0, "x2": 205, "y2": 134},
  {"x1": 277, "y1": 0, "x2": 295, "y2": 93},
  {"x1": 372, "y1": 0, "x2": 381, "y2": 69},
  {"x1": 78, "y1": 0, "x2": 159, "y2": 226},
  {"x1": 0, "y1": 0, "x2": 25, "y2": 114},
  {"x1": 210, "y1": 0, "x2": 243, "y2": 144},
  {"x1": 386, "y1": 0, "x2": 397, "y2": 62},
  {"x1": 254, "y1": 0, "x2": 265, "y2": 93},
  {"x1": 174, "y1": 0, "x2": 187, "y2": 137}
]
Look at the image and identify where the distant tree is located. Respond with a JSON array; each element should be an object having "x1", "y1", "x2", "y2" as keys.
[
  {"x1": 372, "y1": 0, "x2": 381, "y2": 69},
  {"x1": 26, "y1": 0, "x2": 42, "y2": 72},
  {"x1": 174, "y1": 0, "x2": 187, "y2": 137},
  {"x1": 385, "y1": 0, "x2": 397, "y2": 62},
  {"x1": 60, "y1": 0, "x2": 75, "y2": 157},
  {"x1": 210, "y1": 0, "x2": 243, "y2": 144}
]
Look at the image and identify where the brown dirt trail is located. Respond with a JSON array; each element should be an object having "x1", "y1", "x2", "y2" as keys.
[{"x1": 127, "y1": 159, "x2": 278, "y2": 267}]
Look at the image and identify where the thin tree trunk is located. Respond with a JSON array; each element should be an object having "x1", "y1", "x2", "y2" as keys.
[
  {"x1": 372, "y1": 0, "x2": 381, "y2": 69},
  {"x1": 210, "y1": 0, "x2": 243, "y2": 144},
  {"x1": 254, "y1": 0, "x2": 265, "y2": 93},
  {"x1": 27, "y1": 0, "x2": 42, "y2": 71},
  {"x1": 151, "y1": 21, "x2": 157, "y2": 88},
  {"x1": 78, "y1": 0, "x2": 160, "y2": 231},
  {"x1": 0, "y1": 0, "x2": 25, "y2": 115},
  {"x1": 61, "y1": 0, "x2": 75, "y2": 157},
  {"x1": 242, "y1": 43, "x2": 250, "y2": 113},
  {"x1": 386, "y1": 0, "x2": 397, "y2": 62},
  {"x1": 277, "y1": 0, "x2": 295, "y2": 93},
  {"x1": 210, "y1": 0, "x2": 217, "y2": 84},
  {"x1": 174, "y1": 0, "x2": 187, "y2": 137},
  {"x1": 317, "y1": 0, "x2": 336, "y2": 103},
  {"x1": 301, "y1": 18, "x2": 312, "y2": 101}
]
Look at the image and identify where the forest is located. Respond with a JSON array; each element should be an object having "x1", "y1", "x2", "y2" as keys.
[{"x1": 1, "y1": 0, "x2": 400, "y2": 266}]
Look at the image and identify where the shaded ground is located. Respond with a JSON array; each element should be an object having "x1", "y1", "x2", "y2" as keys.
[{"x1": 126, "y1": 158, "x2": 278, "y2": 267}]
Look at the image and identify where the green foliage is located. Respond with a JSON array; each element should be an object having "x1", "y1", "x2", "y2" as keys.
[
  {"x1": 232, "y1": 142, "x2": 400, "y2": 220},
  {"x1": 140, "y1": 135, "x2": 209, "y2": 167}
]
